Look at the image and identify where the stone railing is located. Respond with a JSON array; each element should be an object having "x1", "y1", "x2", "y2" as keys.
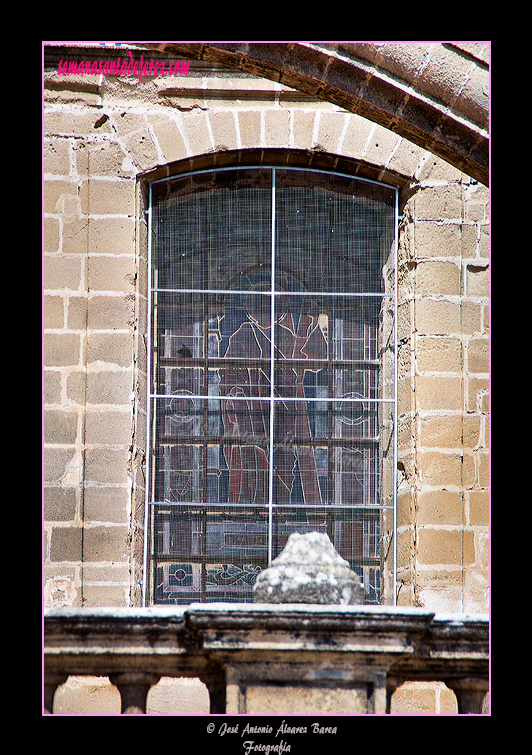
[{"x1": 43, "y1": 604, "x2": 489, "y2": 715}]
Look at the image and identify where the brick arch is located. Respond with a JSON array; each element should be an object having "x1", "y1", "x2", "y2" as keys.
[
  {"x1": 137, "y1": 42, "x2": 489, "y2": 186},
  {"x1": 141, "y1": 147, "x2": 412, "y2": 192}
]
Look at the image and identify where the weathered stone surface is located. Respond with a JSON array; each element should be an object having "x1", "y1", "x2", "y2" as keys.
[{"x1": 253, "y1": 532, "x2": 364, "y2": 605}]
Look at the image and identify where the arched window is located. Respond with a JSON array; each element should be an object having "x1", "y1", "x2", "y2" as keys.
[{"x1": 144, "y1": 167, "x2": 397, "y2": 605}]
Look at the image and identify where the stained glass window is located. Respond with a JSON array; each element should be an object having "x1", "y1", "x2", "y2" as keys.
[{"x1": 144, "y1": 167, "x2": 397, "y2": 605}]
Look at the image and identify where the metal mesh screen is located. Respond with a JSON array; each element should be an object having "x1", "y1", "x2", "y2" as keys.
[{"x1": 145, "y1": 168, "x2": 397, "y2": 606}]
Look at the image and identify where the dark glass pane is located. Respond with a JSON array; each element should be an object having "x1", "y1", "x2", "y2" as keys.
[
  {"x1": 152, "y1": 169, "x2": 272, "y2": 292},
  {"x1": 275, "y1": 170, "x2": 395, "y2": 294},
  {"x1": 151, "y1": 398, "x2": 270, "y2": 505},
  {"x1": 151, "y1": 505, "x2": 267, "y2": 604}
]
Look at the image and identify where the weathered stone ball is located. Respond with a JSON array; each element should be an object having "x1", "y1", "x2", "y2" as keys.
[{"x1": 253, "y1": 532, "x2": 364, "y2": 605}]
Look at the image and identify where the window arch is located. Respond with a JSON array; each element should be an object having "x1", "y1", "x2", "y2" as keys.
[{"x1": 144, "y1": 166, "x2": 397, "y2": 605}]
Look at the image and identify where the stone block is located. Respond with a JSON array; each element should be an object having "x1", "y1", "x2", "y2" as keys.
[
  {"x1": 415, "y1": 376, "x2": 462, "y2": 411},
  {"x1": 82, "y1": 525, "x2": 129, "y2": 561},
  {"x1": 415, "y1": 299, "x2": 461, "y2": 335},
  {"x1": 43, "y1": 574, "x2": 79, "y2": 608},
  {"x1": 468, "y1": 491, "x2": 489, "y2": 526},
  {"x1": 44, "y1": 333, "x2": 81, "y2": 368},
  {"x1": 121, "y1": 129, "x2": 159, "y2": 172},
  {"x1": 417, "y1": 568, "x2": 463, "y2": 587},
  {"x1": 465, "y1": 197, "x2": 488, "y2": 223},
  {"x1": 80, "y1": 141, "x2": 136, "y2": 178},
  {"x1": 416, "y1": 156, "x2": 463, "y2": 183},
  {"x1": 315, "y1": 111, "x2": 347, "y2": 153},
  {"x1": 50, "y1": 525, "x2": 83, "y2": 562},
  {"x1": 416, "y1": 490, "x2": 463, "y2": 526},
  {"x1": 151, "y1": 118, "x2": 188, "y2": 163},
  {"x1": 460, "y1": 223, "x2": 478, "y2": 255},
  {"x1": 87, "y1": 332, "x2": 133, "y2": 368},
  {"x1": 81, "y1": 179, "x2": 136, "y2": 216},
  {"x1": 44, "y1": 448, "x2": 80, "y2": 484},
  {"x1": 415, "y1": 260, "x2": 461, "y2": 296},
  {"x1": 44, "y1": 110, "x2": 107, "y2": 137},
  {"x1": 87, "y1": 256, "x2": 136, "y2": 293},
  {"x1": 396, "y1": 489, "x2": 413, "y2": 529},
  {"x1": 44, "y1": 296, "x2": 64, "y2": 329},
  {"x1": 84, "y1": 447, "x2": 130, "y2": 484},
  {"x1": 44, "y1": 217, "x2": 60, "y2": 254},
  {"x1": 85, "y1": 409, "x2": 132, "y2": 446},
  {"x1": 414, "y1": 221, "x2": 461, "y2": 259},
  {"x1": 397, "y1": 341, "x2": 412, "y2": 379},
  {"x1": 44, "y1": 370, "x2": 62, "y2": 404},
  {"x1": 387, "y1": 140, "x2": 426, "y2": 177},
  {"x1": 460, "y1": 301, "x2": 481, "y2": 335},
  {"x1": 237, "y1": 110, "x2": 262, "y2": 148},
  {"x1": 415, "y1": 186, "x2": 462, "y2": 221},
  {"x1": 397, "y1": 375, "x2": 414, "y2": 416},
  {"x1": 83, "y1": 487, "x2": 130, "y2": 524},
  {"x1": 466, "y1": 377, "x2": 488, "y2": 413},
  {"x1": 467, "y1": 338, "x2": 489, "y2": 373},
  {"x1": 86, "y1": 217, "x2": 136, "y2": 255},
  {"x1": 44, "y1": 409, "x2": 79, "y2": 445},
  {"x1": 466, "y1": 264, "x2": 489, "y2": 297},
  {"x1": 65, "y1": 297, "x2": 87, "y2": 330},
  {"x1": 65, "y1": 371, "x2": 85, "y2": 405},
  {"x1": 253, "y1": 532, "x2": 364, "y2": 605},
  {"x1": 263, "y1": 109, "x2": 290, "y2": 148},
  {"x1": 61, "y1": 218, "x2": 89, "y2": 255},
  {"x1": 417, "y1": 585, "x2": 464, "y2": 613},
  {"x1": 364, "y1": 128, "x2": 400, "y2": 169},
  {"x1": 242, "y1": 684, "x2": 368, "y2": 715},
  {"x1": 417, "y1": 528, "x2": 463, "y2": 565},
  {"x1": 180, "y1": 111, "x2": 213, "y2": 155},
  {"x1": 418, "y1": 415, "x2": 465, "y2": 449},
  {"x1": 109, "y1": 112, "x2": 147, "y2": 137},
  {"x1": 462, "y1": 529, "x2": 477, "y2": 566},
  {"x1": 418, "y1": 450, "x2": 463, "y2": 487},
  {"x1": 416, "y1": 336, "x2": 462, "y2": 373},
  {"x1": 81, "y1": 585, "x2": 129, "y2": 607},
  {"x1": 43, "y1": 179, "x2": 80, "y2": 214},
  {"x1": 291, "y1": 110, "x2": 317, "y2": 150},
  {"x1": 209, "y1": 111, "x2": 238, "y2": 151},
  {"x1": 44, "y1": 138, "x2": 71, "y2": 175},
  {"x1": 87, "y1": 295, "x2": 135, "y2": 330},
  {"x1": 85, "y1": 370, "x2": 132, "y2": 406},
  {"x1": 44, "y1": 487, "x2": 78, "y2": 522},
  {"x1": 463, "y1": 415, "x2": 482, "y2": 449},
  {"x1": 478, "y1": 452, "x2": 489, "y2": 488},
  {"x1": 423, "y1": 45, "x2": 473, "y2": 102},
  {"x1": 478, "y1": 224, "x2": 489, "y2": 258},
  {"x1": 461, "y1": 454, "x2": 477, "y2": 488},
  {"x1": 44, "y1": 256, "x2": 82, "y2": 292}
]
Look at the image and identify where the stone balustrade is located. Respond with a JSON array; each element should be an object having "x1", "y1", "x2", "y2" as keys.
[{"x1": 44, "y1": 604, "x2": 489, "y2": 715}]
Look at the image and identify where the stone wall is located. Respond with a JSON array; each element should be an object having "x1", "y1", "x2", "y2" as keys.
[
  {"x1": 396, "y1": 170, "x2": 489, "y2": 612},
  {"x1": 43, "y1": 45, "x2": 489, "y2": 618}
]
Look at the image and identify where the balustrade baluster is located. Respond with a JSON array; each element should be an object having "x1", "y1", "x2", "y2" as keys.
[
  {"x1": 445, "y1": 678, "x2": 489, "y2": 714},
  {"x1": 109, "y1": 672, "x2": 161, "y2": 714},
  {"x1": 43, "y1": 673, "x2": 69, "y2": 714}
]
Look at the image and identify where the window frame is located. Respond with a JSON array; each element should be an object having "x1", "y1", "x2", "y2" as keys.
[{"x1": 143, "y1": 165, "x2": 399, "y2": 606}]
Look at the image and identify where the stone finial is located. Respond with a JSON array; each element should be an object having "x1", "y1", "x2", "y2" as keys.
[{"x1": 253, "y1": 532, "x2": 364, "y2": 605}]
